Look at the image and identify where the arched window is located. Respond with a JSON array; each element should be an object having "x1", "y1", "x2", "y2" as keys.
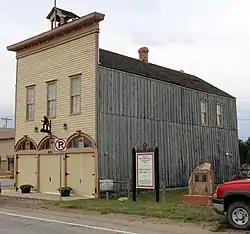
[
  {"x1": 39, "y1": 138, "x2": 55, "y2": 150},
  {"x1": 68, "y1": 135, "x2": 94, "y2": 148},
  {"x1": 15, "y1": 136, "x2": 37, "y2": 151},
  {"x1": 18, "y1": 140, "x2": 36, "y2": 150}
]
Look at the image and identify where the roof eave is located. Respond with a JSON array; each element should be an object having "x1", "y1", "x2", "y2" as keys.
[
  {"x1": 46, "y1": 7, "x2": 80, "y2": 20},
  {"x1": 46, "y1": 7, "x2": 56, "y2": 19},
  {"x1": 7, "y1": 12, "x2": 105, "y2": 52},
  {"x1": 0, "y1": 137, "x2": 15, "y2": 140}
]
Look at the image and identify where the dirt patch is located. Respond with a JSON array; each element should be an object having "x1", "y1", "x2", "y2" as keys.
[{"x1": 0, "y1": 196, "x2": 53, "y2": 209}]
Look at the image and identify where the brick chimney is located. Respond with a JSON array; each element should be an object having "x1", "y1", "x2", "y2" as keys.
[{"x1": 138, "y1": 47, "x2": 149, "y2": 63}]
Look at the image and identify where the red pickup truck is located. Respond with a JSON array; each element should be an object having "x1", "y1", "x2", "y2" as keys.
[{"x1": 212, "y1": 179, "x2": 250, "y2": 230}]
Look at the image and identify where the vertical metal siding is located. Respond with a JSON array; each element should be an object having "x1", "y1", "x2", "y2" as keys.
[{"x1": 98, "y1": 66, "x2": 240, "y2": 189}]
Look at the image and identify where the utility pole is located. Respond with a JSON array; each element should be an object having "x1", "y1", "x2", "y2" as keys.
[{"x1": 1, "y1": 117, "x2": 12, "y2": 128}]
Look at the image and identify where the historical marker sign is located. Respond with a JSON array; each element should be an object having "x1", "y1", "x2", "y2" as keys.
[
  {"x1": 136, "y1": 152, "x2": 155, "y2": 189},
  {"x1": 99, "y1": 179, "x2": 114, "y2": 192},
  {"x1": 54, "y1": 138, "x2": 67, "y2": 151}
]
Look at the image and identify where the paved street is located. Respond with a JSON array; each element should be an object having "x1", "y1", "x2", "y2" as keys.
[
  {"x1": 0, "y1": 204, "x2": 231, "y2": 234},
  {"x1": 1, "y1": 214, "x2": 125, "y2": 234},
  {"x1": 0, "y1": 208, "x2": 167, "y2": 234}
]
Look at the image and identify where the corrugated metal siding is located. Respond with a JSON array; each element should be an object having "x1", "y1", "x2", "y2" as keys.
[{"x1": 98, "y1": 66, "x2": 240, "y2": 189}]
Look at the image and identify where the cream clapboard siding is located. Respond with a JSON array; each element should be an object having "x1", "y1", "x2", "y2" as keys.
[{"x1": 15, "y1": 32, "x2": 98, "y2": 145}]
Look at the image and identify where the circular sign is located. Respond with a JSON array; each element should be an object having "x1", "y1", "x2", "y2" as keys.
[
  {"x1": 55, "y1": 138, "x2": 67, "y2": 151},
  {"x1": 79, "y1": 137, "x2": 84, "y2": 142}
]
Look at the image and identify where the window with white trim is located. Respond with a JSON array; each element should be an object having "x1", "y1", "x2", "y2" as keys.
[
  {"x1": 26, "y1": 86, "x2": 35, "y2": 120},
  {"x1": 47, "y1": 82, "x2": 56, "y2": 117},
  {"x1": 201, "y1": 100, "x2": 208, "y2": 125},
  {"x1": 70, "y1": 76, "x2": 81, "y2": 114},
  {"x1": 217, "y1": 104, "x2": 223, "y2": 127}
]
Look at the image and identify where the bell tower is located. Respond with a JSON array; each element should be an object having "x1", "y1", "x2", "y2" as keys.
[{"x1": 46, "y1": 7, "x2": 80, "y2": 29}]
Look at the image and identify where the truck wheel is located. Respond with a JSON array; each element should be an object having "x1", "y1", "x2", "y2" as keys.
[{"x1": 227, "y1": 201, "x2": 250, "y2": 230}]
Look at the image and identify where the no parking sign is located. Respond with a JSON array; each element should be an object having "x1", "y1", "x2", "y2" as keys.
[
  {"x1": 54, "y1": 138, "x2": 67, "y2": 201},
  {"x1": 54, "y1": 138, "x2": 67, "y2": 151}
]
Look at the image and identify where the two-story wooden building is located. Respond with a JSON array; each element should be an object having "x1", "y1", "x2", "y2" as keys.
[{"x1": 7, "y1": 8, "x2": 239, "y2": 197}]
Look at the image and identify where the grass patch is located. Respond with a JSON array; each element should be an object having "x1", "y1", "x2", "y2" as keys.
[{"x1": 53, "y1": 189, "x2": 221, "y2": 223}]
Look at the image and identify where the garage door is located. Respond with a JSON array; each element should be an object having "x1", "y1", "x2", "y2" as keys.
[
  {"x1": 17, "y1": 155, "x2": 37, "y2": 190},
  {"x1": 67, "y1": 153, "x2": 96, "y2": 197},
  {"x1": 39, "y1": 155, "x2": 64, "y2": 194}
]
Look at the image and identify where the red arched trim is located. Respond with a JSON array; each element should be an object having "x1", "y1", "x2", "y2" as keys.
[
  {"x1": 67, "y1": 132, "x2": 96, "y2": 148},
  {"x1": 37, "y1": 134, "x2": 58, "y2": 151},
  {"x1": 14, "y1": 136, "x2": 38, "y2": 152}
]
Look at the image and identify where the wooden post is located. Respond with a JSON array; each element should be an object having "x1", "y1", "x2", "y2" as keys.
[
  {"x1": 37, "y1": 154, "x2": 40, "y2": 192},
  {"x1": 132, "y1": 147, "x2": 136, "y2": 202},
  {"x1": 15, "y1": 155, "x2": 19, "y2": 191},
  {"x1": 154, "y1": 147, "x2": 160, "y2": 203},
  {"x1": 64, "y1": 153, "x2": 67, "y2": 186}
]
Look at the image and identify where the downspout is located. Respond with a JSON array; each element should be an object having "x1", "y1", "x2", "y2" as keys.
[
  {"x1": 14, "y1": 57, "x2": 18, "y2": 190},
  {"x1": 95, "y1": 26, "x2": 101, "y2": 198}
]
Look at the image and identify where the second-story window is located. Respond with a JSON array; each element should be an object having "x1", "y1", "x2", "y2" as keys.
[
  {"x1": 217, "y1": 104, "x2": 223, "y2": 127},
  {"x1": 26, "y1": 86, "x2": 35, "y2": 121},
  {"x1": 70, "y1": 76, "x2": 81, "y2": 114},
  {"x1": 47, "y1": 82, "x2": 56, "y2": 117},
  {"x1": 201, "y1": 100, "x2": 208, "y2": 125}
]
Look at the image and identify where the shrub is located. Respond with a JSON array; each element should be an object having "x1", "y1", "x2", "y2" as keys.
[{"x1": 58, "y1": 186, "x2": 73, "y2": 197}]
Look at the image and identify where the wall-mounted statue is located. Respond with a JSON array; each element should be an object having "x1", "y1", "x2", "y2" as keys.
[{"x1": 40, "y1": 116, "x2": 51, "y2": 134}]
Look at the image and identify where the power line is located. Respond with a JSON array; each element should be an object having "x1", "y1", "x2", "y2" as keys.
[
  {"x1": 1, "y1": 117, "x2": 12, "y2": 128},
  {"x1": 237, "y1": 97, "x2": 250, "y2": 99}
]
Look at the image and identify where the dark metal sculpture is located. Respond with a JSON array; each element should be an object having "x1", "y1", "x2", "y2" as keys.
[{"x1": 40, "y1": 116, "x2": 51, "y2": 134}]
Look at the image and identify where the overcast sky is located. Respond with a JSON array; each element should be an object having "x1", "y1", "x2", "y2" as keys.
[{"x1": 1, "y1": 0, "x2": 249, "y2": 139}]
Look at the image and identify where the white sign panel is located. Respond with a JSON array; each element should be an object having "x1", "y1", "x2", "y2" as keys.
[
  {"x1": 54, "y1": 138, "x2": 67, "y2": 151},
  {"x1": 136, "y1": 152, "x2": 155, "y2": 189},
  {"x1": 99, "y1": 179, "x2": 114, "y2": 191}
]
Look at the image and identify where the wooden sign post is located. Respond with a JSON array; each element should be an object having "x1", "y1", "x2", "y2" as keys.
[{"x1": 132, "y1": 144, "x2": 159, "y2": 202}]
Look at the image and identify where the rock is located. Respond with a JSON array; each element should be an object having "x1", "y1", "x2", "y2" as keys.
[
  {"x1": 118, "y1": 197, "x2": 128, "y2": 201},
  {"x1": 188, "y1": 162, "x2": 214, "y2": 196}
]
